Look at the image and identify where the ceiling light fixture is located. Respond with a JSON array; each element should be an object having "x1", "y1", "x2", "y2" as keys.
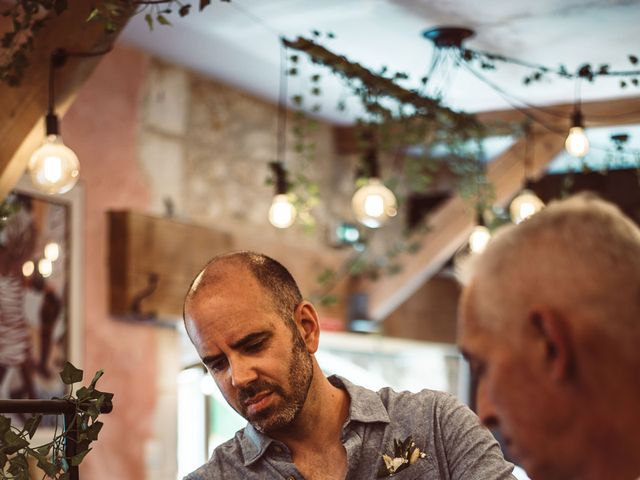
[
  {"x1": 510, "y1": 123, "x2": 544, "y2": 224},
  {"x1": 421, "y1": 26, "x2": 475, "y2": 100},
  {"x1": 468, "y1": 209, "x2": 490, "y2": 254},
  {"x1": 28, "y1": 49, "x2": 79, "y2": 195},
  {"x1": 565, "y1": 107, "x2": 589, "y2": 157},
  {"x1": 268, "y1": 41, "x2": 297, "y2": 229},
  {"x1": 268, "y1": 162, "x2": 296, "y2": 229},
  {"x1": 351, "y1": 133, "x2": 397, "y2": 229}
]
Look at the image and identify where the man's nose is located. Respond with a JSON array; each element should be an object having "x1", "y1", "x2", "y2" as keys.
[
  {"x1": 475, "y1": 382, "x2": 498, "y2": 428},
  {"x1": 229, "y1": 357, "x2": 258, "y2": 389}
]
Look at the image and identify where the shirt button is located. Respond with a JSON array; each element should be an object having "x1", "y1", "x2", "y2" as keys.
[{"x1": 287, "y1": 477, "x2": 295, "y2": 480}]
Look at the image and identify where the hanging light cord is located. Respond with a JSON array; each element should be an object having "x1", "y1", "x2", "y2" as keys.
[
  {"x1": 47, "y1": 47, "x2": 113, "y2": 117},
  {"x1": 523, "y1": 121, "x2": 533, "y2": 184},
  {"x1": 276, "y1": 40, "x2": 288, "y2": 164}
]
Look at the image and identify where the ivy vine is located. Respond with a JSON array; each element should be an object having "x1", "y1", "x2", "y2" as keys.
[
  {"x1": 0, "y1": 362, "x2": 113, "y2": 480},
  {"x1": 0, "y1": 0, "x2": 229, "y2": 86}
]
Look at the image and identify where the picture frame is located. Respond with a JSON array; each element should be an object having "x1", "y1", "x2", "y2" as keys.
[{"x1": 0, "y1": 175, "x2": 83, "y2": 430}]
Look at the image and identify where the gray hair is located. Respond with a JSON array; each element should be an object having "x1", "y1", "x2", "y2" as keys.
[{"x1": 466, "y1": 192, "x2": 640, "y2": 355}]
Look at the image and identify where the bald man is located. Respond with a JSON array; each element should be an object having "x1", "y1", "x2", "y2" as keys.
[
  {"x1": 183, "y1": 251, "x2": 515, "y2": 479},
  {"x1": 458, "y1": 193, "x2": 640, "y2": 480}
]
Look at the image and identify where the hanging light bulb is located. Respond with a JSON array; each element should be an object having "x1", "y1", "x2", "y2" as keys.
[
  {"x1": 469, "y1": 225, "x2": 491, "y2": 254},
  {"x1": 468, "y1": 209, "x2": 491, "y2": 254},
  {"x1": 29, "y1": 49, "x2": 80, "y2": 195},
  {"x1": 268, "y1": 193, "x2": 297, "y2": 229},
  {"x1": 351, "y1": 178, "x2": 397, "y2": 228},
  {"x1": 565, "y1": 109, "x2": 589, "y2": 157},
  {"x1": 510, "y1": 188, "x2": 544, "y2": 224},
  {"x1": 28, "y1": 114, "x2": 79, "y2": 194},
  {"x1": 268, "y1": 162, "x2": 297, "y2": 229}
]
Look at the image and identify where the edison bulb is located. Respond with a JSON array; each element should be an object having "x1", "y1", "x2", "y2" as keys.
[
  {"x1": 565, "y1": 126, "x2": 589, "y2": 158},
  {"x1": 510, "y1": 189, "x2": 544, "y2": 224},
  {"x1": 469, "y1": 225, "x2": 491, "y2": 254},
  {"x1": 44, "y1": 242, "x2": 60, "y2": 261},
  {"x1": 38, "y1": 258, "x2": 53, "y2": 278},
  {"x1": 22, "y1": 261, "x2": 35, "y2": 277},
  {"x1": 351, "y1": 178, "x2": 397, "y2": 228},
  {"x1": 28, "y1": 134, "x2": 79, "y2": 194},
  {"x1": 268, "y1": 194, "x2": 297, "y2": 228}
]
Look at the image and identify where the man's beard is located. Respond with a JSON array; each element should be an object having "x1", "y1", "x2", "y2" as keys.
[{"x1": 237, "y1": 329, "x2": 313, "y2": 433}]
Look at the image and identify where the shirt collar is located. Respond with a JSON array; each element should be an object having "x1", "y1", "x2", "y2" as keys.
[
  {"x1": 328, "y1": 375, "x2": 390, "y2": 424},
  {"x1": 238, "y1": 375, "x2": 389, "y2": 465},
  {"x1": 239, "y1": 422, "x2": 274, "y2": 466}
]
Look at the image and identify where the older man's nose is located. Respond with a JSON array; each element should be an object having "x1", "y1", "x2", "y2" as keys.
[
  {"x1": 230, "y1": 357, "x2": 258, "y2": 389},
  {"x1": 475, "y1": 382, "x2": 499, "y2": 428}
]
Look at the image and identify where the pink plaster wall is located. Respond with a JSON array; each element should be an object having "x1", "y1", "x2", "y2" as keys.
[{"x1": 62, "y1": 45, "x2": 155, "y2": 480}]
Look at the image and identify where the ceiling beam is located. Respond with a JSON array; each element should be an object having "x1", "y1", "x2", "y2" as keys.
[
  {"x1": 0, "y1": 3, "x2": 132, "y2": 199},
  {"x1": 476, "y1": 95, "x2": 640, "y2": 129},
  {"x1": 369, "y1": 131, "x2": 566, "y2": 321}
]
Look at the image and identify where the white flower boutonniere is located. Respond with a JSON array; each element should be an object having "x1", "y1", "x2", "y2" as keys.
[{"x1": 378, "y1": 435, "x2": 426, "y2": 477}]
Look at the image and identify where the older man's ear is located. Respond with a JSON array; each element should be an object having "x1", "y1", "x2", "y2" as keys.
[
  {"x1": 528, "y1": 308, "x2": 575, "y2": 382},
  {"x1": 295, "y1": 301, "x2": 321, "y2": 354}
]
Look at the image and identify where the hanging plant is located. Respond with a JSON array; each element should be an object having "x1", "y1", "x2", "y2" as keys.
[
  {"x1": 0, "y1": 362, "x2": 113, "y2": 480},
  {"x1": 0, "y1": 0, "x2": 230, "y2": 86}
]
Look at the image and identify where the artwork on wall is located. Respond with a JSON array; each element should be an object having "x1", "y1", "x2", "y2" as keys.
[{"x1": 0, "y1": 177, "x2": 82, "y2": 424}]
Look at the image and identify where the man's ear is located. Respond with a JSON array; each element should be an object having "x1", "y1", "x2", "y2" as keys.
[
  {"x1": 294, "y1": 301, "x2": 321, "y2": 353},
  {"x1": 528, "y1": 307, "x2": 574, "y2": 381}
]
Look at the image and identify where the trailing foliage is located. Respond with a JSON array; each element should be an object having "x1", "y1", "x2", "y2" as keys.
[
  {"x1": 0, "y1": 0, "x2": 229, "y2": 86},
  {"x1": 0, "y1": 362, "x2": 113, "y2": 480}
]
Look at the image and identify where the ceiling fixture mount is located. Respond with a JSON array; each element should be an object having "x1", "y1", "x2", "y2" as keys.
[
  {"x1": 422, "y1": 26, "x2": 475, "y2": 48},
  {"x1": 421, "y1": 26, "x2": 476, "y2": 100}
]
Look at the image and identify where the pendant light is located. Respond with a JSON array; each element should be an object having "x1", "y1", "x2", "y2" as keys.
[
  {"x1": 510, "y1": 123, "x2": 544, "y2": 224},
  {"x1": 268, "y1": 41, "x2": 297, "y2": 229},
  {"x1": 565, "y1": 108, "x2": 589, "y2": 158},
  {"x1": 28, "y1": 49, "x2": 79, "y2": 194},
  {"x1": 468, "y1": 209, "x2": 490, "y2": 254},
  {"x1": 268, "y1": 162, "x2": 296, "y2": 229},
  {"x1": 351, "y1": 131, "x2": 397, "y2": 229}
]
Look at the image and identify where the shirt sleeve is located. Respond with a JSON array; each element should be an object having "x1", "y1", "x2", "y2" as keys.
[{"x1": 436, "y1": 392, "x2": 516, "y2": 480}]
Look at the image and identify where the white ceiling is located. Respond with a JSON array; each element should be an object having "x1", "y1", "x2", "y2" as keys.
[{"x1": 119, "y1": 0, "x2": 640, "y2": 124}]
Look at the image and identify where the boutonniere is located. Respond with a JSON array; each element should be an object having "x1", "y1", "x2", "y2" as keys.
[{"x1": 378, "y1": 435, "x2": 426, "y2": 477}]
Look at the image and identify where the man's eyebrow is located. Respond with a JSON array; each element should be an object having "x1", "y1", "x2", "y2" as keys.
[
  {"x1": 201, "y1": 331, "x2": 272, "y2": 366},
  {"x1": 231, "y1": 331, "x2": 272, "y2": 350}
]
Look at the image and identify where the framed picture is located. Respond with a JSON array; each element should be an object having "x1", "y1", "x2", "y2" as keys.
[{"x1": 0, "y1": 176, "x2": 82, "y2": 426}]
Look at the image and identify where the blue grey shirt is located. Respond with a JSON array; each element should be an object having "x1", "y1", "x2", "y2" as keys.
[{"x1": 185, "y1": 376, "x2": 515, "y2": 479}]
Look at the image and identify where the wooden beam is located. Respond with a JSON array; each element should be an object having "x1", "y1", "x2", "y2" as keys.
[
  {"x1": 369, "y1": 131, "x2": 566, "y2": 321},
  {"x1": 0, "y1": 3, "x2": 132, "y2": 198},
  {"x1": 476, "y1": 95, "x2": 640, "y2": 129}
]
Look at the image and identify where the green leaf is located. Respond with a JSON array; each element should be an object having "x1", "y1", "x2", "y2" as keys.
[
  {"x1": 144, "y1": 13, "x2": 153, "y2": 30},
  {"x1": 70, "y1": 448, "x2": 91, "y2": 466},
  {"x1": 36, "y1": 444, "x2": 52, "y2": 456},
  {"x1": 0, "y1": 414, "x2": 11, "y2": 435},
  {"x1": 156, "y1": 14, "x2": 171, "y2": 26},
  {"x1": 3, "y1": 430, "x2": 29, "y2": 453},
  {"x1": 24, "y1": 414, "x2": 42, "y2": 438},
  {"x1": 37, "y1": 455, "x2": 59, "y2": 477},
  {"x1": 60, "y1": 361, "x2": 83, "y2": 384},
  {"x1": 89, "y1": 369, "x2": 104, "y2": 389},
  {"x1": 86, "y1": 8, "x2": 100, "y2": 23},
  {"x1": 85, "y1": 421, "x2": 103, "y2": 441}
]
